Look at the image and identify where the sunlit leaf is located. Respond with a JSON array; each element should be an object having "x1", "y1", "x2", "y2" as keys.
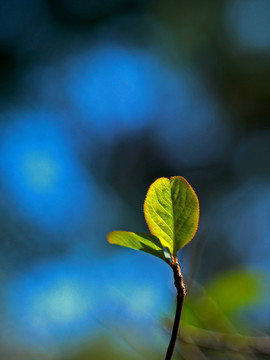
[
  {"x1": 107, "y1": 231, "x2": 169, "y2": 263},
  {"x1": 144, "y1": 176, "x2": 199, "y2": 255}
]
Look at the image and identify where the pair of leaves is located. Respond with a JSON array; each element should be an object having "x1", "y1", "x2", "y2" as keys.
[{"x1": 107, "y1": 176, "x2": 199, "y2": 265}]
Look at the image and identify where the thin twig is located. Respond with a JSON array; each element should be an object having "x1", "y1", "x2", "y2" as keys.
[{"x1": 165, "y1": 261, "x2": 186, "y2": 360}]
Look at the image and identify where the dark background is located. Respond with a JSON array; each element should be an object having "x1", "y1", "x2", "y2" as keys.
[{"x1": 0, "y1": 0, "x2": 270, "y2": 359}]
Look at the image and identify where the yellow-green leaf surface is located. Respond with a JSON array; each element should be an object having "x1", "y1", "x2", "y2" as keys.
[
  {"x1": 107, "y1": 231, "x2": 169, "y2": 263},
  {"x1": 144, "y1": 176, "x2": 199, "y2": 255}
]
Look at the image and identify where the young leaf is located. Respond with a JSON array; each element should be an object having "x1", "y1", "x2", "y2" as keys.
[
  {"x1": 144, "y1": 176, "x2": 199, "y2": 256},
  {"x1": 107, "y1": 231, "x2": 169, "y2": 263}
]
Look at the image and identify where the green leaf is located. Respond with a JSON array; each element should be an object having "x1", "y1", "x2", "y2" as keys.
[
  {"x1": 107, "y1": 176, "x2": 199, "y2": 263},
  {"x1": 144, "y1": 176, "x2": 199, "y2": 256},
  {"x1": 107, "y1": 231, "x2": 169, "y2": 263}
]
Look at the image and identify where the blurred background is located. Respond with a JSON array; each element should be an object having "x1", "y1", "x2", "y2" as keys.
[{"x1": 0, "y1": 0, "x2": 270, "y2": 359}]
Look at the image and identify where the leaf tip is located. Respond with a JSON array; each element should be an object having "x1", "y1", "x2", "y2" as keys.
[{"x1": 107, "y1": 231, "x2": 116, "y2": 244}]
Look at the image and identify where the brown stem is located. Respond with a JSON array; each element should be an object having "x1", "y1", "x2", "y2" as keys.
[{"x1": 165, "y1": 262, "x2": 186, "y2": 360}]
